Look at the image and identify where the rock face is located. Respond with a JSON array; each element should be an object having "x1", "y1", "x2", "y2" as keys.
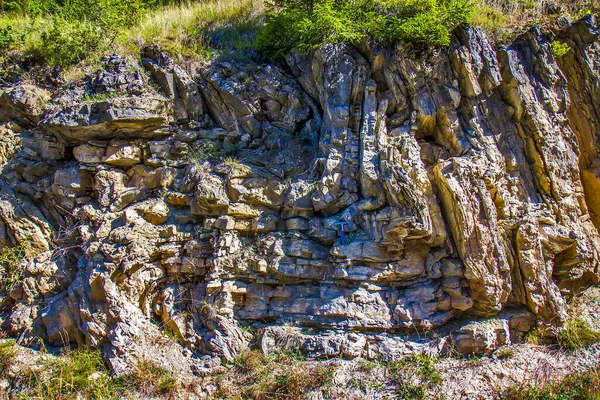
[{"x1": 1, "y1": 17, "x2": 600, "y2": 373}]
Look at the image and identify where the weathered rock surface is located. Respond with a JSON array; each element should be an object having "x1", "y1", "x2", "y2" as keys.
[{"x1": 1, "y1": 17, "x2": 600, "y2": 374}]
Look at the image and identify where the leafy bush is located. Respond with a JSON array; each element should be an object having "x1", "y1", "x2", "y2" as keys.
[
  {"x1": 257, "y1": 0, "x2": 475, "y2": 58},
  {"x1": 0, "y1": 26, "x2": 14, "y2": 50},
  {"x1": 39, "y1": 19, "x2": 101, "y2": 67}
]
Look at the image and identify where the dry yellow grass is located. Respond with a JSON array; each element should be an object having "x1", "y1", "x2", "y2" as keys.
[{"x1": 115, "y1": 0, "x2": 265, "y2": 59}]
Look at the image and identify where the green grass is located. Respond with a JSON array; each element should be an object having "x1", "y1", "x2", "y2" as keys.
[
  {"x1": 0, "y1": 0, "x2": 264, "y2": 76},
  {"x1": 0, "y1": 340, "x2": 17, "y2": 375},
  {"x1": 115, "y1": 0, "x2": 264, "y2": 61},
  {"x1": 558, "y1": 318, "x2": 600, "y2": 351},
  {"x1": 387, "y1": 353, "x2": 442, "y2": 385},
  {"x1": 216, "y1": 349, "x2": 337, "y2": 399},
  {"x1": 223, "y1": 156, "x2": 242, "y2": 167},
  {"x1": 188, "y1": 141, "x2": 220, "y2": 166},
  {"x1": 0, "y1": 238, "x2": 31, "y2": 294},
  {"x1": 188, "y1": 140, "x2": 245, "y2": 167},
  {"x1": 496, "y1": 346, "x2": 515, "y2": 360},
  {"x1": 129, "y1": 358, "x2": 177, "y2": 393},
  {"x1": 385, "y1": 353, "x2": 442, "y2": 399},
  {"x1": 523, "y1": 318, "x2": 600, "y2": 350},
  {"x1": 10, "y1": 347, "x2": 178, "y2": 399},
  {"x1": 501, "y1": 367, "x2": 600, "y2": 400},
  {"x1": 21, "y1": 347, "x2": 124, "y2": 399}
]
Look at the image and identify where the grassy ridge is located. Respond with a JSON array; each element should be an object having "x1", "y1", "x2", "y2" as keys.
[{"x1": 0, "y1": 0, "x2": 598, "y2": 79}]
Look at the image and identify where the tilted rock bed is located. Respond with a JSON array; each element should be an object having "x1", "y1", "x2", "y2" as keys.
[{"x1": 1, "y1": 17, "x2": 600, "y2": 376}]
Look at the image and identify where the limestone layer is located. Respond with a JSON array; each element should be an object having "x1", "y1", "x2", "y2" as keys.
[{"x1": 1, "y1": 18, "x2": 600, "y2": 374}]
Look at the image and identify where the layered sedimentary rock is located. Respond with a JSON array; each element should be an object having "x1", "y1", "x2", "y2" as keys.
[{"x1": 1, "y1": 17, "x2": 600, "y2": 374}]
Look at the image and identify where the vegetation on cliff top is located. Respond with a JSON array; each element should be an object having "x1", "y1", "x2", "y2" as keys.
[
  {"x1": 0, "y1": 0, "x2": 598, "y2": 77},
  {"x1": 257, "y1": 0, "x2": 475, "y2": 58}
]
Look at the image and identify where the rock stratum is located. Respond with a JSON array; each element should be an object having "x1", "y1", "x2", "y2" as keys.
[{"x1": 1, "y1": 16, "x2": 600, "y2": 376}]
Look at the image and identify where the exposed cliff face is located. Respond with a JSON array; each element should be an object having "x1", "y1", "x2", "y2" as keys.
[{"x1": 1, "y1": 17, "x2": 600, "y2": 375}]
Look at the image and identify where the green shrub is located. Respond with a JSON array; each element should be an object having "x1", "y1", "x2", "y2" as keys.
[
  {"x1": 496, "y1": 346, "x2": 515, "y2": 360},
  {"x1": 257, "y1": 0, "x2": 475, "y2": 58},
  {"x1": 558, "y1": 318, "x2": 600, "y2": 350},
  {"x1": 0, "y1": 26, "x2": 14, "y2": 50},
  {"x1": 39, "y1": 18, "x2": 101, "y2": 67},
  {"x1": 524, "y1": 326, "x2": 544, "y2": 345}
]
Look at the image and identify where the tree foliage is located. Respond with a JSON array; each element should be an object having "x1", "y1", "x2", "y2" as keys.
[{"x1": 257, "y1": 0, "x2": 475, "y2": 58}]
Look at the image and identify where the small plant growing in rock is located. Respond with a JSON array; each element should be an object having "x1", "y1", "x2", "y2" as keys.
[
  {"x1": 223, "y1": 156, "x2": 242, "y2": 167},
  {"x1": 188, "y1": 141, "x2": 220, "y2": 166},
  {"x1": 0, "y1": 340, "x2": 17, "y2": 377},
  {"x1": 239, "y1": 324, "x2": 255, "y2": 335},
  {"x1": 83, "y1": 90, "x2": 124, "y2": 104},
  {"x1": 551, "y1": 40, "x2": 571, "y2": 58},
  {"x1": 200, "y1": 300, "x2": 219, "y2": 320},
  {"x1": 130, "y1": 358, "x2": 177, "y2": 394},
  {"x1": 496, "y1": 346, "x2": 515, "y2": 360},
  {"x1": 0, "y1": 238, "x2": 31, "y2": 294},
  {"x1": 356, "y1": 358, "x2": 378, "y2": 373},
  {"x1": 162, "y1": 323, "x2": 181, "y2": 342},
  {"x1": 524, "y1": 325, "x2": 549, "y2": 345}
]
